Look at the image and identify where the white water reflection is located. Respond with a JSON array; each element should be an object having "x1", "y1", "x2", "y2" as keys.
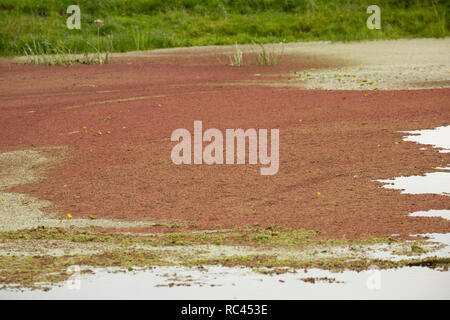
[
  {"x1": 378, "y1": 172, "x2": 450, "y2": 196},
  {"x1": 0, "y1": 265, "x2": 449, "y2": 300},
  {"x1": 377, "y1": 125, "x2": 450, "y2": 196},
  {"x1": 356, "y1": 232, "x2": 449, "y2": 262},
  {"x1": 402, "y1": 126, "x2": 450, "y2": 153},
  {"x1": 371, "y1": 125, "x2": 449, "y2": 293},
  {"x1": 410, "y1": 209, "x2": 450, "y2": 220}
]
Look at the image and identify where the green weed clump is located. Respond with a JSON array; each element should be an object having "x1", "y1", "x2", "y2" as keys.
[
  {"x1": 229, "y1": 43, "x2": 243, "y2": 66},
  {"x1": 252, "y1": 41, "x2": 284, "y2": 66},
  {"x1": 22, "y1": 34, "x2": 113, "y2": 65}
]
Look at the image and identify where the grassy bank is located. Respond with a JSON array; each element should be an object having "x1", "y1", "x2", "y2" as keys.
[{"x1": 0, "y1": 0, "x2": 448, "y2": 57}]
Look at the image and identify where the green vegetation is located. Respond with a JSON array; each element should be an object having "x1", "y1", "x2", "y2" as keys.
[
  {"x1": 0, "y1": 226, "x2": 446, "y2": 290},
  {"x1": 0, "y1": 226, "x2": 320, "y2": 248},
  {"x1": 252, "y1": 42, "x2": 284, "y2": 66},
  {"x1": 0, "y1": 249, "x2": 167, "y2": 290},
  {"x1": 23, "y1": 36, "x2": 112, "y2": 65},
  {"x1": 0, "y1": 226, "x2": 400, "y2": 249},
  {"x1": 190, "y1": 254, "x2": 401, "y2": 272},
  {"x1": 191, "y1": 255, "x2": 450, "y2": 272},
  {"x1": 0, "y1": 0, "x2": 448, "y2": 57},
  {"x1": 0, "y1": 225, "x2": 424, "y2": 255},
  {"x1": 411, "y1": 244, "x2": 425, "y2": 253},
  {"x1": 229, "y1": 43, "x2": 243, "y2": 66},
  {"x1": 1, "y1": 248, "x2": 447, "y2": 290}
]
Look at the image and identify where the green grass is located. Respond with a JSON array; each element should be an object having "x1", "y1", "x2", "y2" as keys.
[
  {"x1": 23, "y1": 36, "x2": 112, "y2": 65},
  {"x1": 252, "y1": 41, "x2": 284, "y2": 66},
  {"x1": 0, "y1": 0, "x2": 448, "y2": 57},
  {"x1": 229, "y1": 42, "x2": 243, "y2": 66}
]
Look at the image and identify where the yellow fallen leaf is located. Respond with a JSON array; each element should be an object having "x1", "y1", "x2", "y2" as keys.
[
  {"x1": 89, "y1": 215, "x2": 95, "y2": 220},
  {"x1": 67, "y1": 213, "x2": 72, "y2": 219},
  {"x1": 317, "y1": 192, "x2": 321, "y2": 195}
]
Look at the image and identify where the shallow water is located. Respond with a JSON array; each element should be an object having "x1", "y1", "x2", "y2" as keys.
[
  {"x1": 378, "y1": 172, "x2": 450, "y2": 196},
  {"x1": 402, "y1": 126, "x2": 450, "y2": 153},
  {"x1": 1, "y1": 265, "x2": 449, "y2": 300},
  {"x1": 374, "y1": 126, "x2": 450, "y2": 266},
  {"x1": 410, "y1": 209, "x2": 450, "y2": 220},
  {"x1": 377, "y1": 125, "x2": 450, "y2": 196}
]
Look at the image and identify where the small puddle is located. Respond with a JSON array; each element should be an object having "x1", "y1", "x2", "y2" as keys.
[
  {"x1": 377, "y1": 125, "x2": 450, "y2": 196},
  {"x1": 377, "y1": 172, "x2": 450, "y2": 196},
  {"x1": 409, "y1": 210, "x2": 450, "y2": 221},
  {"x1": 0, "y1": 265, "x2": 448, "y2": 300},
  {"x1": 402, "y1": 126, "x2": 450, "y2": 153}
]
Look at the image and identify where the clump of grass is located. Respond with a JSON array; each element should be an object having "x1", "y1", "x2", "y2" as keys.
[
  {"x1": 85, "y1": 36, "x2": 113, "y2": 65},
  {"x1": 24, "y1": 39, "x2": 75, "y2": 66},
  {"x1": 252, "y1": 42, "x2": 284, "y2": 66},
  {"x1": 24, "y1": 37, "x2": 112, "y2": 66},
  {"x1": 131, "y1": 27, "x2": 151, "y2": 51},
  {"x1": 229, "y1": 42, "x2": 243, "y2": 67}
]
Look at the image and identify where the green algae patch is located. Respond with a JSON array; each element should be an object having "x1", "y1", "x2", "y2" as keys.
[
  {"x1": 0, "y1": 254, "x2": 68, "y2": 290},
  {"x1": 0, "y1": 226, "x2": 447, "y2": 290},
  {"x1": 0, "y1": 226, "x2": 398, "y2": 249},
  {"x1": 0, "y1": 226, "x2": 321, "y2": 248},
  {"x1": 186, "y1": 226, "x2": 318, "y2": 248},
  {"x1": 0, "y1": 226, "x2": 117, "y2": 243},
  {"x1": 406, "y1": 257, "x2": 450, "y2": 269},
  {"x1": 0, "y1": 249, "x2": 170, "y2": 290},
  {"x1": 187, "y1": 255, "x2": 450, "y2": 274},
  {"x1": 187, "y1": 254, "x2": 402, "y2": 273}
]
